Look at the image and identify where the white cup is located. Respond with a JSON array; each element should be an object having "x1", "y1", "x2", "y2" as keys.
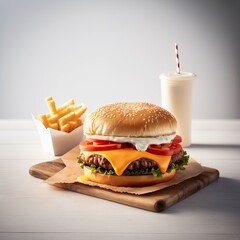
[{"x1": 160, "y1": 72, "x2": 196, "y2": 147}]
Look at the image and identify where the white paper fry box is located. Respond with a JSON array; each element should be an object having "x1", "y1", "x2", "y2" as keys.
[{"x1": 32, "y1": 115, "x2": 85, "y2": 156}]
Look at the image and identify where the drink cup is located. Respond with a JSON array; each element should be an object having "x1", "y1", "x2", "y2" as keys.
[{"x1": 160, "y1": 72, "x2": 196, "y2": 147}]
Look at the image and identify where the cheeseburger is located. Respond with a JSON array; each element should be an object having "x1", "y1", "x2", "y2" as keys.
[{"x1": 77, "y1": 102, "x2": 189, "y2": 187}]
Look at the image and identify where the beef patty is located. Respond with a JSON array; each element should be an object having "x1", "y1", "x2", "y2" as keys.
[{"x1": 80, "y1": 148, "x2": 184, "y2": 171}]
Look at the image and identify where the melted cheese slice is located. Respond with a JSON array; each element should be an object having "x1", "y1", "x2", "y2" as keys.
[{"x1": 81, "y1": 149, "x2": 171, "y2": 176}]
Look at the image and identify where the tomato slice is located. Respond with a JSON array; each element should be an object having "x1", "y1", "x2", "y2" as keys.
[
  {"x1": 161, "y1": 143, "x2": 172, "y2": 148},
  {"x1": 172, "y1": 135, "x2": 182, "y2": 144},
  {"x1": 147, "y1": 135, "x2": 182, "y2": 156},
  {"x1": 80, "y1": 139, "x2": 126, "y2": 151},
  {"x1": 80, "y1": 135, "x2": 183, "y2": 155},
  {"x1": 147, "y1": 145, "x2": 174, "y2": 156},
  {"x1": 170, "y1": 143, "x2": 182, "y2": 154}
]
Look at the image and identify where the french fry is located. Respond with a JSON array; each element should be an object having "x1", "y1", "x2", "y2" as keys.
[
  {"x1": 58, "y1": 112, "x2": 75, "y2": 126},
  {"x1": 56, "y1": 107, "x2": 71, "y2": 119},
  {"x1": 68, "y1": 105, "x2": 81, "y2": 111},
  {"x1": 60, "y1": 123, "x2": 70, "y2": 133},
  {"x1": 56, "y1": 98, "x2": 75, "y2": 113},
  {"x1": 48, "y1": 122, "x2": 59, "y2": 130},
  {"x1": 46, "y1": 100, "x2": 57, "y2": 115},
  {"x1": 74, "y1": 106, "x2": 87, "y2": 119},
  {"x1": 45, "y1": 96, "x2": 53, "y2": 102},
  {"x1": 37, "y1": 114, "x2": 49, "y2": 128},
  {"x1": 68, "y1": 119, "x2": 82, "y2": 132},
  {"x1": 37, "y1": 97, "x2": 86, "y2": 132},
  {"x1": 48, "y1": 114, "x2": 59, "y2": 124}
]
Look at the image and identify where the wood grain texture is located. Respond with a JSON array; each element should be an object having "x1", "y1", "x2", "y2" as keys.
[{"x1": 29, "y1": 159, "x2": 219, "y2": 212}]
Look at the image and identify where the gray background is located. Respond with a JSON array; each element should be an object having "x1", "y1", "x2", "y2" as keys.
[{"x1": 1, "y1": 0, "x2": 240, "y2": 119}]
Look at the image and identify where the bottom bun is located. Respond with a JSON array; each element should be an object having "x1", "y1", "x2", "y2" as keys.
[{"x1": 83, "y1": 166, "x2": 176, "y2": 187}]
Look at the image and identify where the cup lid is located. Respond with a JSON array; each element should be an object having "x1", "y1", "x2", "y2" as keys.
[{"x1": 160, "y1": 72, "x2": 196, "y2": 81}]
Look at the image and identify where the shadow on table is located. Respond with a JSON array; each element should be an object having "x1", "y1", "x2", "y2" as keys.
[{"x1": 168, "y1": 177, "x2": 240, "y2": 213}]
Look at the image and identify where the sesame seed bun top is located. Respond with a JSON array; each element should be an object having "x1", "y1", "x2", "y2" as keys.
[{"x1": 83, "y1": 102, "x2": 177, "y2": 137}]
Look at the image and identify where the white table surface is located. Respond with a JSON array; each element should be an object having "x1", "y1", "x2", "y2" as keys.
[{"x1": 0, "y1": 119, "x2": 240, "y2": 240}]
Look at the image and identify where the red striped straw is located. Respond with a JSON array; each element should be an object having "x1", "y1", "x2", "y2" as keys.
[{"x1": 175, "y1": 43, "x2": 180, "y2": 74}]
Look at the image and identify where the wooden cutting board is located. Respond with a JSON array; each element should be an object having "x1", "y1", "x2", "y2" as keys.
[{"x1": 29, "y1": 159, "x2": 219, "y2": 212}]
